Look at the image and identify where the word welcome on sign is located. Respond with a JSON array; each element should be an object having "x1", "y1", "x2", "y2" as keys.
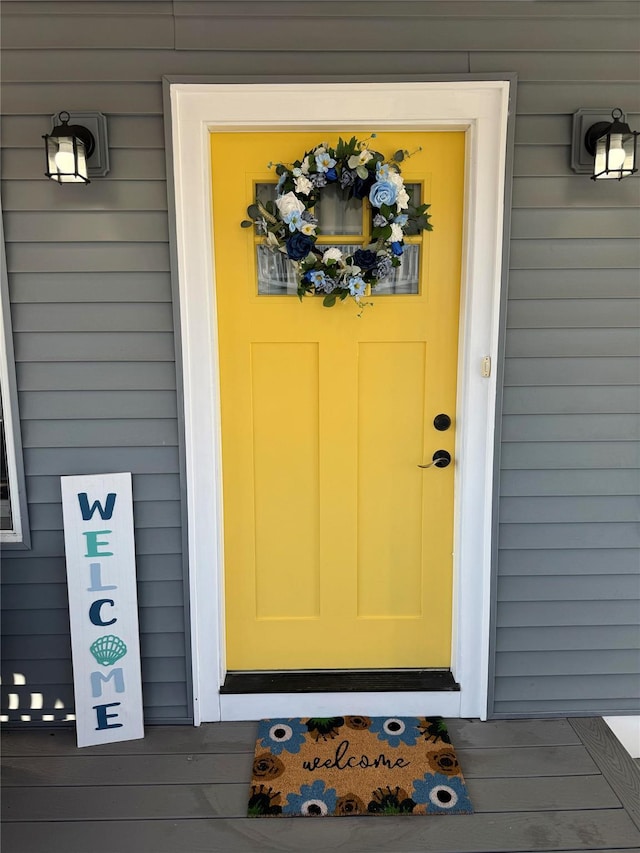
[{"x1": 61, "y1": 473, "x2": 144, "y2": 748}]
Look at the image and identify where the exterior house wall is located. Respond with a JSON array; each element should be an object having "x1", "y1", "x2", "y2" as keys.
[{"x1": 0, "y1": 0, "x2": 638, "y2": 724}]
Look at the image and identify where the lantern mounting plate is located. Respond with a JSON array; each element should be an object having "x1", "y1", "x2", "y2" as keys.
[
  {"x1": 49, "y1": 111, "x2": 109, "y2": 177},
  {"x1": 572, "y1": 109, "x2": 625, "y2": 174}
]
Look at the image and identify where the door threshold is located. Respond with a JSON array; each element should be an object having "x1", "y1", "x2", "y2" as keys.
[{"x1": 221, "y1": 669, "x2": 459, "y2": 694}]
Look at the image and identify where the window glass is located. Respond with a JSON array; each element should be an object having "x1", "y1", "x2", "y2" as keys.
[
  {"x1": 254, "y1": 182, "x2": 422, "y2": 295},
  {"x1": 0, "y1": 403, "x2": 12, "y2": 530}
]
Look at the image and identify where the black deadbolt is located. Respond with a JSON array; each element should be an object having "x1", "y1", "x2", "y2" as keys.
[
  {"x1": 433, "y1": 413, "x2": 452, "y2": 431},
  {"x1": 433, "y1": 450, "x2": 451, "y2": 468}
]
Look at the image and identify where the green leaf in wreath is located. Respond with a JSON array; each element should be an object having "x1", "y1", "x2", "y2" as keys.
[
  {"x1": 393, "y1": 149, "x2": 405, "y2": 162},
  {"x1": 246, "y1": 203, "x2": 261, "y2": 220},
  {"x1": 323, "y1": 294, "x2": 337, "y2": 308},
  {"x1": 240, "y1": 220, "x2": 254, "y2": 228},
  {"x1": 275, "y1": 164, "x2": 286, "y2": 176}
]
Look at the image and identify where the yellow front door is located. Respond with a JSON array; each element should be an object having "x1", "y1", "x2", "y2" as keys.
[{"x1": 210, "y1": 131, "x2": 464, "y2": 671}]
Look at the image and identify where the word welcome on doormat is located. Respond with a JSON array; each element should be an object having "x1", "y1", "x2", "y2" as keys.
[{"x1": 249, "y1": 716, "x2": 473, "y2": 817}]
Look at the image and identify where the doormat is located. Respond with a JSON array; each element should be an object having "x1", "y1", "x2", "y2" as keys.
[{"x1": 248, "y1": 716, "x2": 473, "y2": 817}]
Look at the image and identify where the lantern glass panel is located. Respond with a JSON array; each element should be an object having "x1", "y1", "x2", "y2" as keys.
[
  {"x1": 46, "y1": 134, "x2": 89, "y2": 183},
  {"x1": 593, "y1": 131, "x2": 637, "y2": 180}
]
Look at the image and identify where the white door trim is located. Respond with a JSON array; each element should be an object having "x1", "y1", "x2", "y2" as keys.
[{"x1": 168, "y1": 80, "x2": 511, "y2": 724}]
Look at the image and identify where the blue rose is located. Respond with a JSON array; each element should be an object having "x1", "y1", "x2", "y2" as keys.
[
  {"x1": 353, "y1": 249, "x2": 377, "y2": 271},
  {"x1": 369, "y1": 180, "x2": 399, "y2": 208},
  {"x1": 391, "y1": 241, "x2": 403, "y2": 256},
  {"x1": 325, "y1": 167, "x2": 338, "y2": 182},
  {"x1": 286, "y1": 233, "x2": 313, "y2": 260},
  {"x1": 352, "y1": 173, "x2": 375, "y2": 200},
  {"x1": 340, "y1": 169, "x2": 356, "y2": 189},
  {"x1": 376, "y1": 255, "x2": 393, "y2": 278}
]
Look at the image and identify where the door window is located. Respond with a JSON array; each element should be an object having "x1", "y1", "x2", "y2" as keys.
[{"x1": 255, "y1": 181, "x2": 422, "y2": 295}]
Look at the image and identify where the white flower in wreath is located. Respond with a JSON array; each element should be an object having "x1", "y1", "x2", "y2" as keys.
[
  {"x1": 275, "y1": 191, "x2": 305, "y2": 218},
  {"x1": 348, "y1": 149, "x2": 374, "y2": 169},
  {"x1": 396, "y1": 186, "x2": 410, "y2": 210},
  {"x1": 294, "y1": 174, "x2": 314, "y2": 196},
  {"x1": 265, "y1": 231, "x2": 280, "y2": 249},
  {"x1": 322, "y1": 247, "x2": 344, "y2": 264},
  {"x1": 300, "y1": 221, "x2": 317, "y2": 236},
  {"x1": 386, "y1": 168, "x2": 404, "y2": 188},
  {"x1": 390, "y1": 222, "x2": 404, "y2": 243},
  {"x1": 385, "y1": 169, "x2": 409, "y2": 210}
]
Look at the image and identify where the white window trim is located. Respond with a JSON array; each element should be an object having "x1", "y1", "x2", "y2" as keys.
[
  {"x1": 167, "y1": 80, "x2": 511, "y2": 723},
  {"x1": 0, "y1": 208, "x2": 30, "y2": 547}
]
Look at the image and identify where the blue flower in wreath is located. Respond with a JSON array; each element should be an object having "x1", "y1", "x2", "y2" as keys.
[
  {"x1": 369, "y1": 716, "x2": 420, "y2": 748},
  {"x1": 391, "y1": 241, "x2": 404, "y2": 256},
  {"x1": 394, "y1": 213, "x2": 408, "y2": 227},
  {"x1": 315, "y1": 151, "x2": 336, "y2": 174},
  {"x1": 258, "y1": 718, "x2": 307, "y2": 756},
  {"x1": 340, "y1": 168, "x2": 356, "y2": 189},
  {"x1": 286, "y1": 232, "x2": 314, "y2": 260},
  {"x1": 325, "y1": 167, "x2": 338, "y2": 182},
  {"x1": 284, "y1": 209, "x2": 304, "y2": 232},
  {"x1": 347, "y1": 275, "x2": 366, "y2": 298},
  {"x1": 353, "y1": 249, "x2": 377, "y2": 271},
  {"x1": 376, "y1": 255, "x2": 393, "y2": 278},
  {"x1": 369, "y1": 180, "x2": 399, "y2": 208},
  {"x1": 412, "y1": 772, "x2": 473, "y2": 814},
  {"x1": 283, "y1": 779, "x2": 338, "y2": 817},
  {"x1": 352, "y1": 173, "x2": 375, "y2": 199}
]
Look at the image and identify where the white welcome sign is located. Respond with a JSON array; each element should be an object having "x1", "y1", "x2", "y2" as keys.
[{"x1": 61, "y1": 472, "x2": 144, "y2": 748}]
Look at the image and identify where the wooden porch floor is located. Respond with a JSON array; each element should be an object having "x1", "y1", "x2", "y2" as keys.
[{"x1": 2, "y1": 716, "x2": 640, "y2": 853}]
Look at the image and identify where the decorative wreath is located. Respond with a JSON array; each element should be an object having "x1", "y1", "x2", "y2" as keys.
[{"x1": 242, "y1": 135, "x2": 433, "y2": 308}]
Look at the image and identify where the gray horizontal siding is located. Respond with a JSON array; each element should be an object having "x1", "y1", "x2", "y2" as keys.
[
  {"x1": 508, "y1": 268, "x2": 640, "y2": 299},
  {"x1": 500, "y1": 496, "x2": 640, "y2": 524},
  {"x1": 498, "y1": 548, "x2": 640, "y2": 575},
  {"x1": 497, "y1": 625, "x2": 640, "y2": 652},
  {"x1": 2, "y1": 181, "x2": 169, "y2": 212},
  {"x1": 2, "y1": 553, "x2": 185, "y2": 584},
  {"x1": 1, "y1": 115, "x2": 165, "y2": 149},
  {"x1": 1, "y1": 0, "x2": 638, "y2": 724},
  {"x1": 501, "y1": 469, "x2": 640, "y2": 496},
  {"x1": 19, "y1": 391, "x2": 178, "y2": 420},
  {"x1": 4, "y1": 213, "x2": 170, "y2": 243},
  {"x1": 511, "y1": 209, "x2": 640, "y2": 239},
  {"x1": 501, "y1": 441, "x2": 639, "y2": 469},
  {"x1": 173, "y1": 16, "x2": 640, "y2": 52},
  {"x1": 2, "y1": 580, "x2": 186, "y2": 610},
  {"x1": 505, "y1": 329, "x2": 640, "y2": 357},
  {"x1": 17, "y1": 363, "x2": 177, "y2": 391},
  {"x1": 27, "y1": 500, "x2": 182, "y2": 530}
]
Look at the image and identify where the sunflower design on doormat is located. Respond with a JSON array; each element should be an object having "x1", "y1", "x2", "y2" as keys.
[{"x1": 248, "y1": 716, "x2": 473, "y2": 818}]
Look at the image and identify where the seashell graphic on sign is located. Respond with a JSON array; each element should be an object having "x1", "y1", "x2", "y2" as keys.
[{"x1": 90, "y1": 635, "x2": 128, "y2": 666}]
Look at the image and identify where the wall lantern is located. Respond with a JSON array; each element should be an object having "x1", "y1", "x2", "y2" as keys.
[
  {"x1": 43, "y1": 111, "x2": 109, "y2": 184},
  {"x1": 571, "y1": 108, "x2": 638, "y2": 180}
]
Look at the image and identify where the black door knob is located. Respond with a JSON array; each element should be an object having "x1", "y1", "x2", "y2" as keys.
[
  {"x1": 432, "y1": 450, "x2": 451, "y2": 468},
  {"x1": 433, "y1": 413, "x2": 452, "y2": 431}
]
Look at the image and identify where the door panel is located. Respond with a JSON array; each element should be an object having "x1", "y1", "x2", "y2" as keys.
[{"x1": 210, "y1": 131, "x2": 465, "y2": 670}]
